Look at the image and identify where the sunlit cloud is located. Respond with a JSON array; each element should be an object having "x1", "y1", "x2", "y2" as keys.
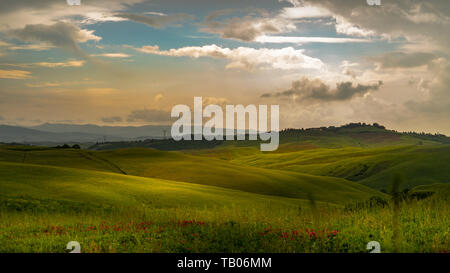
[
  {"x1": 134, "y1": 44, "x2": 325, "y2": 71},
  {"x1": 90, "y1": 53, "x2": 131, "y2": 58},
  {"x1": 34, "y1": 60, "x2": 85, "y2": 68},
  {"x1": 0, "y1": 69, "x2": 31, "y2": 79}
]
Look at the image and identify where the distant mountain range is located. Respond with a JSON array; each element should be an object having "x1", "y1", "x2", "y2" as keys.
[
  {"x1": 0, "y1": 123, "x2": 171, "y2": 144},
  {"x1": 31, "y1": 123, "x2": 171, "y2": 139}
]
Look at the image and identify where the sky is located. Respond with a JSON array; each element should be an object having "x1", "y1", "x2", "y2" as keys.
[{"x1": 0, "y1": 0, "x2": 449, "y2": 134}]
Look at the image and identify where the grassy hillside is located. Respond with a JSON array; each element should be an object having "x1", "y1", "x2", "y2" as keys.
[
  {"x1": 0, "y1": 145, "x2": 123, "y2": 173},
  {"x1": 0, "y1": 163, "x2": 447, "y2": 253},
  {"x1": 0, "y1": 146, "x2": 382, "y2": 204},
  {"x1": 231, "y1": 145, "x2": 450, "y2": 191},
  {"x1": 99, "y1": 148, "x2": 383, "y2": 203},
  {"x1": 0, "y1": 161, "x2": 315, "y2": 210},
  {"x1": 409, "y1": 183, "x2": 450, "y2": 198},
  {"x1": 0, "y1": 138, "x2": 448, "y2": 253},
  {"x1": 81, "y1": 124, "x2": 450, "y2": 193}
]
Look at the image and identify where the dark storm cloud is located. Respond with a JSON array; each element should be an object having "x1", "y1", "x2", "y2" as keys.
[{"x1": 262, "y1": 77, "x2": 383, "y2": 102}]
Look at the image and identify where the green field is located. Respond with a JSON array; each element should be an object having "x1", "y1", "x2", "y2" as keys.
[{"x1": 0, "y1": 126, "x2": 449, "y2": 253}]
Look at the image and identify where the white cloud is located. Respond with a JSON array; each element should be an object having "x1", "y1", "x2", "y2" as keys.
[
  {"x1": 90, "y1": 53, "x2": 131, "y2": 58},
  {"x1": 280, "y1": 5, "x2": 332, "y2": 19},
  {"x1": 135, "y1": 44, "x2": 325, "y2": 70},
  {"x1": 144, "y1": 12, "x2": 167, "y2": 16},
  {"x1": 77, "y1": 29, "x2": 102, "y2": 43},
  {"x1": 302, "y1": 0, "x2": 450, "y2": 50},
  {"x1": 134, "y1": 44, "x2": 325, "y2": 71},
  {"x1": 254, "y1": 35, "x2": 369, "y2": 44},
  {"x1": 334, "y1": 16, "x2": 376, "y2": 37},
  {"x1": 201, "y1": 14, "x2": 296, "y2": 42},
  {"x1": 0, "y1": 0, "x2": 146, "y2": 29}
]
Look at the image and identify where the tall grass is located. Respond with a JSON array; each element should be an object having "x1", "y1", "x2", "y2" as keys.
[{"x1": 0, "y1": 195, "x2": 448, "y2": 253}]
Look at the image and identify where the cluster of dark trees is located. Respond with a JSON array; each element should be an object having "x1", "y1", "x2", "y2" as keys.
[
  {"x1": 281, "y1": 122, "x2": 386, "y2": 133},
  {"x1": 55, "y1": 144, "x2": 81, "y2": 149},
  {"x1": 403, "y1": 131, "x2": 450, "y2": 144},
  {"x1": 280, "y1": 123, "x2": 389, "y2": 138},
  {"x1": 341, "y1": 122, "x2": 386, "y2": 130}
]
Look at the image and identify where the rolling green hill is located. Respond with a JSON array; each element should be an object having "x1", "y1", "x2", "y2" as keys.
[
  {"x1": 0, "y1": 126, "x2": 449, "y2": 253},
  {"x1": 0, "y1": 161, "x2": 312, "y2": 210},
  {"x1": 409, "y1": 183, "x2": 450, "y2": 198},
  {"x1": 231, "y1": 145, "x2": 450, "y2": 191},
  {"x1": 0, "y1": 146, "x2": 382, "y2": 204},
  {"x1": 1, "y1": 122, "x2": 448, "y2": 209}
]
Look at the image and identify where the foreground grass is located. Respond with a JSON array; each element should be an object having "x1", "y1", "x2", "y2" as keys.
[{"x1": 0, "y1": 195, "x2": 448, "y2": 253}]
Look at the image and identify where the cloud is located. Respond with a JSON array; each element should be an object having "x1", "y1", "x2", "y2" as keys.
[
  {"x1": 144, "y1": 12, "x2": 167, "y2": 16},
  {"x1": 0, "y1": 69, "x2": 31, "y2": 79},
  {"x1": 90, "y1": 53, "x2": 131, "y2": 58},
  {"x1": 7, "y1": 43, "x2": 55, "y2": 51},
  {"x1": 0, "y1": 60, "x2": 84, "y2": 69},
  {"x1": 370, "y1": 52, "x2": 439, "y2": 70},
  {"x1": 134, "y1": 44, "x2": 324, "y2": 71},
  {"x1": 262, "y1": 77, "x2": 383, "y2": 102},
  {"x1": 126, "y1": 109, "x2": 171, "y2": 123},
  {"x1": 10, "y1": 22, "x2": 101, "y2": 57},
  {"x1": 0, "y1": 39, "x2": 54, "y2": 53},
  {"x1": 34, "y1": 60, "x2": 85, "y2": 68},
  {"x1": 198, "y1": 3, "x2": 375, "y2": 43},
  {"x1": 0, "y1": 0, "x2": 146, "y2": 29},
  {"x1": 406, "y1": 60, "x2": 450, "y2": 115},
  {"x1": 334, "y1": 16, "x2": 376, "y2": 37},
  {"x1": 115, "y1": 13, "x2": 193, "y2": 28},
  {"x1": 101, "y1": 116, "x2": 123, "y2": 123},
  {"x1": 202, "y1": 96, "x2": 229, "y2": 107},
  {"x1": 201, "y1": 10, "x2": 295, "y2": 42},
  {"x1": 154, "y1": 93, "x2": 164, "y2": 103},
  {"x1": 25, "y1": 82, "x2": 62, "y2": 88},
  {"x1": 279, "y1": 4, "x2": 332, "y2": 19},
  {"x1": 254, "y1": 35, "x2": 369, "y2": 44},
  {"x1": 0, "y1": 41, "x2": 11, "y2": 47},
  {"x1": 340, "y1": 60, "x2": 360, "y2": 79},
  {"x1": 302, "y1": 0, "x2": 450, "y2": 50}
]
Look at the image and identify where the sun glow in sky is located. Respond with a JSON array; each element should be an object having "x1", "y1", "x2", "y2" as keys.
[{"x1": 0, "y1": 0, "x2": 449, "y2": 134}]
